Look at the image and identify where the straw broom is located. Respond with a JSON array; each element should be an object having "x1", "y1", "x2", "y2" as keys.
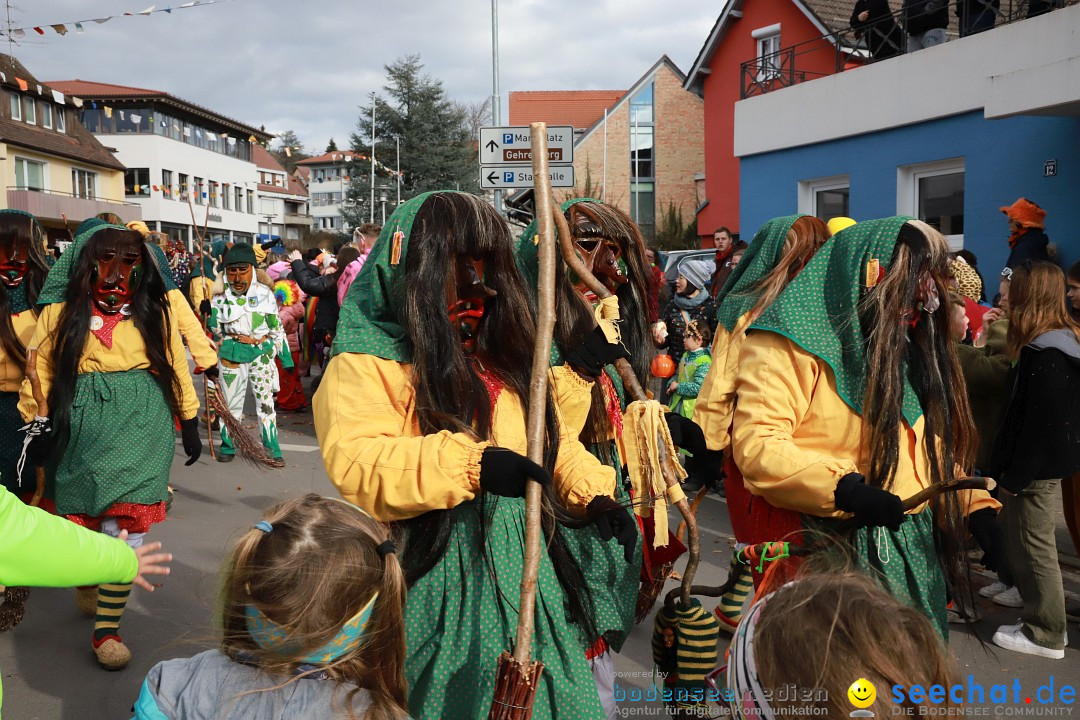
[
  {"x1": 488, "y1": 123, "x2": 557, "y2": 720},
  {"x1": 550, "y1": 203, "x2": 703, "y2": 610}
]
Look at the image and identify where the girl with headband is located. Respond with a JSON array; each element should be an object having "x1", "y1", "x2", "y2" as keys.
[{"x1": 132, "y1": 494, "x2": 408, "y2": 720}]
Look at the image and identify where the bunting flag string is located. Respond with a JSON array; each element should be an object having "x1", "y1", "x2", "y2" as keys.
[{"x1": 3, "y1": 0, "x2": 241, "y2": 40}]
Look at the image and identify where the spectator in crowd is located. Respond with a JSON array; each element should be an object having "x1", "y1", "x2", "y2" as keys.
[
  {"x1": 1001, "y1": 198, "x2": 1051, "y2": 272},
  {"x1": 956, "y1": 249, "x2": 987, "y2": 302},
  {"x1": 289, "y1": 246, "x2": 361, "y2": 362},
  {"x1": 354, "y1": 223, "x2": 381, "y2": 267},
  {"x1": 273, "y1": 279, "x2": 307, "y2": 412},
  {"x1": 956, "y1": 0, "x2": 998, "y2": 36},
  {"x1": 1066, "y1": 261, "x2": 1080, "y2": 321},
  {"x1": 990, "y1": 261, "x2": 1080, "y2": 659},
  {"x1": 851, "y1": 0, "x2": 905, "y2": 59},
  {"x1": 709, "y1": 227, "x2": 747, "y2": 298},
  {"x1": 727, "y1": 572, "x2": 956, "y2": 720},
  {"x1": 654, "y1": 258, "x2": 718, "y2": 399},
  {"x1": 1027, "y1": 0, "x2": 1063, "y2": 17},
  {"x1": 903, "y1": 0, "x2": 949, "y2": 51},
  {"x1": 668, "y1": 320, "x2": 713, "y2": 421}
]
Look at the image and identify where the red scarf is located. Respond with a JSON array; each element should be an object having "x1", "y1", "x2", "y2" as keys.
[{"x1": 90, "y1": 306, "x2": 127, "y2": 349}]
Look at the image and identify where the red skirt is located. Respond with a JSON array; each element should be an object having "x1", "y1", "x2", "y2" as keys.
[
  {"x1": 276, "y1": 351, "x2": 307, "y2": 411},
  {"x1": 724, "y1": 455, "x2": 804, "y2": 586}
]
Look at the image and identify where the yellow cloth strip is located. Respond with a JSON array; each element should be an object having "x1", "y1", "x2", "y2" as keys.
[
  {"x1": 623, "y1": 399, "x2": 687, "y2": 549},
  {"x1": 593, "y1": 295, "x2": 621, "y2": 345}
]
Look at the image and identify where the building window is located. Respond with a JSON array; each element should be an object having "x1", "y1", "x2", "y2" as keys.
[
  {"x1": 22, "y1": 96, "x2": 35, "y2": 125},
  {"x1": 179, "y1": 173, "x2": 190, "y2": 200},
  {"x1": 631, "y1": 182, "x2": 655, "y2": 240},
  {"x1": 194, "y1": 177, "x2": 205, "y2": 205},
  {"x1": 162, "y1": 169, "x2": 173, "y2": 200},
  {"x1": 798, "y1": 175, "x2": 850, "y2": 223},
  {"x1": 235, "y1": 187, "x2": 244, "y2": 210},
  {"x1": 210, "y1": 181, "x2": 220, "y2": 208},
  {"x1": 14, "y1": 158, "x2": 46, "y2": 191},
  {"x1": 40, "y1": 103, "x2": 52, "y2": 129},
  {"x1": 56, "y1": 108, "x2": 65, "y2": 133},
  {"x1": 72, "y1": 168, "x2": 97, "y2": 199},
  {"x1": 898, "y1": 159, "x2": 965, "y2": 249},
  {"x1": 753, "y1": 24, "x2": 782, "y2": 80},
  {"x1": 246, "y1": 189, "x2": 255, "y2": 214},
  {"x1": 9, "y1": 93, "x2": 20, "y2": 121},
  {"x1": 222, "y1": 184, "x2": 231, "y2": 211},
  {"x1": 125, "y1": 168, "x2": 151, "y2": 197}
]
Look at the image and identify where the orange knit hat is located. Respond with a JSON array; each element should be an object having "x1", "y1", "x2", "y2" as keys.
[{"x1": 999, "y1": 198, "x2": 1046, "y2": 229}]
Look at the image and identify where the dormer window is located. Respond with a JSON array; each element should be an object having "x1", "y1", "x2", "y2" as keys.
[
  {"x1": 23, "y1": 96, "x2": 36, "y2": 125},
  {"x1": 9, "y1": 93, "x2": 20, "y2": 120}
]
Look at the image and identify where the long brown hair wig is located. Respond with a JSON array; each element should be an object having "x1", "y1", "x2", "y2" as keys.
[
  {"x1": 395, "y1": 192, "x2": 597, "y2": 640},
  {"x1": 48, "y1": 228, "x2": 182, "y2": 451},
  {"x1": 0, "y1": 212, "x2": 50, "y2": 368}
]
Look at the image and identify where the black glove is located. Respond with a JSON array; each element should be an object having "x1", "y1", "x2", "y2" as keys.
[
  {"x1": 587, "y1": 495, "x2": 638, "y2": 562},
  {"x1": 24, "y1": 419, "x2": 53, "y2": 465},
  {"x1": 564, "y1": 326, "x2": 630, "y2": 378},
  {"x1": 479, "y1": 448, "x2": 552, "y2": 498},
  {"x1": 201, "y1": 365, "x2": 219, "y2": 381},
  {"x1": 199, "y1": 299, "x2": 212, "y2": 317},
  {"x1": 968, "y1": 508, "x2": 1004, "y2": 572},
  {"x1": 684, "y1": 448, "x2": 725, "y2": 494},
  {"x1": 665, "y1": 413, "x2": 706, "y2": 457},
  {"x1": 833, "y1": 473, "x2": 906, "y2": 532},
  {"x1": 179, "y1": 417, "x2": 203, "y2": 466}
]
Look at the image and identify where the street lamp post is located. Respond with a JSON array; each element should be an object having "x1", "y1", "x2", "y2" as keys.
[
  {"x1": 379, "y1": 193, "x2": 388, "y2": 224},
  {"x1": 491, "y1": 0, "x2": 501, "y2": 214},
  {"x1": 262, "y1": 213, "x2": 275, "y2": 245},
  {"x1": 395, "y1": 136, "x2": 401, "y2": 207},
  {"x1": 369, "y1": 92, "x2": 376, "y2": 224}
]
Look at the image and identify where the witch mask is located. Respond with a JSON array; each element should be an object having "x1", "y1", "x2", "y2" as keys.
[
  {"x1": 0, "y1": 236, "x2": 28, "y2": 288},
  {"x1": 227, "y1": 263, "x2": 254, "y2": 295},
  {"x1": 91, "y1": 231, "x2": 144, "y2": 314},
  {"x1": 446, "y1": 254, "x2": 496, "y2": 354},
  {"x1": 570, "y1": 219, "x2": 627, "y2": 298}
]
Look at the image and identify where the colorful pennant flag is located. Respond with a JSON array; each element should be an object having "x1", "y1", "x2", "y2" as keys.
[
  {"x1": 51, "y1": 24, "x2": 68, "y2": 35},
  {"x1": 284, "y1": 146, "x2": 292, "y2": 157},
  {"x1": 75, "y1": 23, "x2": 85, "y2": 33},
  {"x1": 51, "y1": 89, "x2": 64, "y2": 104},
  {"x1": 248, "y1": 134, "x2": 257, "y2": 143},
  {"x1": 73, "y1": 97, "x2": 84, "y2": 108},
  {"x1": 104, "y1": 106, "x2": 113, "y2": 118},
  {"x1": 33, "y1": 27, "x2": 45, "y2": 35},
  {"x1": 15, "y1": 77, "x2": 27, "y2": 91},
  {"x1": 12, "y1": 29, "x2": 24, "y2": 39}
]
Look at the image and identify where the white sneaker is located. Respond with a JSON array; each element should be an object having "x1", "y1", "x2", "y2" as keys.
[
  {"x1": 993, "y1": 586, "x2": 1024, "y2": 608},
  {"x1": 992, "y1": 625, "x2": 1065, "y2": 659},
  {"x1": 979, "y1": 581, "x2": 1008, "y2": 598}
]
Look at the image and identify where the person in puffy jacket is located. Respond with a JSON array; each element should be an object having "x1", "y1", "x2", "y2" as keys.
[{"x1": 288, "y1": 246, "x2": 361, "y2": 366}]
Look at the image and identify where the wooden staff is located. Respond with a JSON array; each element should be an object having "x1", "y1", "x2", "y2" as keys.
[
  {"x1": 23, "y1": 349, "x2": 48, "y2": 507},
  {"x1": 203, "y1": 374, "x2": 217, "y2": 461},
  {"x1": 668, "y1": 476, "x2": 996, "y2": 602},
  {"x1": 488, "y1": 122, "x2": 556, "y2": 720},
  {"x1": 551, "y1": 202, "x2": 702, "y2": 609}
]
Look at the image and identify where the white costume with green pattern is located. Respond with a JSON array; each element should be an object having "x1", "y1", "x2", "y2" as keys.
[{"x1": 208, "y1": 282, "x2": 292, "y2": 458}]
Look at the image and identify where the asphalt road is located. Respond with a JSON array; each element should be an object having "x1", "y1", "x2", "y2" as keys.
[{"x1": 2, "y1": 373, "x2": 1079, "y2": 719}]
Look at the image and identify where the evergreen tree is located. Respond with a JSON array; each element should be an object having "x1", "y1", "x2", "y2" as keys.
[
  {"x1": 269, "y1": 130, "x2": 309, "y2": 174},
  {"x1": 345, "y1": 55, "x2": 478, "y2": 226},
  {"x1": 326, "y1": 138, "x2": 339, "y2": 152}
]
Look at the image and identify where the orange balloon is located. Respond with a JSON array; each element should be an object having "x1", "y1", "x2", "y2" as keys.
[{"x1": 651, "y1": 354, "x2": 676, "y2": 379}]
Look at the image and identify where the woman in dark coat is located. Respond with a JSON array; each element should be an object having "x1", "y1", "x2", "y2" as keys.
[
  {"x1": 990, "y1": 261, "x2": 1080, "y2": 660},
  {"x1": 288, "y1": 246, "x2": 360, "y2": 366},
  {"x1": 851, "y1": 0, "x2": 905, "y2": 59},
  {"x1": 1001, "y1": 198, "x2": 1051, "y2": 272}
]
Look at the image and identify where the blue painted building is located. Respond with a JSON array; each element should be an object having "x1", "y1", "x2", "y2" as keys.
[{"x1": 733, "y1": 4, "x2": 1080, "y2": 281}]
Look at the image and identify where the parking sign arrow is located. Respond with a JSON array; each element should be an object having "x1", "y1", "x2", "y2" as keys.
[
  {"x1": 485, "y1": 139, "x2": 499, "y2": 152},
  {"x1": 486, "y1": 171, "x2": 499, "y2": 184}
]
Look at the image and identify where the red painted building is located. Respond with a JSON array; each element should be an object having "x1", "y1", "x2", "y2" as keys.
[{"x1": 683, "y1": 0, "x2": 860, "y2": 244}]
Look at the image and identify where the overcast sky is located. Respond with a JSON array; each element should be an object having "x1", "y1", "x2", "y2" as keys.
[{"x1": 12, "y1": 0, "x2": 718, "y2": 152}]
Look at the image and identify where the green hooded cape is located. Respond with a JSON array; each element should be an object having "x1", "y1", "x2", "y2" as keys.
[
  {"x1": 37, "y1": 222, "x2": 171, "y2": 305},
  {"x1": 715, "y1": 214, "x2": 805, "y2": 332},
  {"x1": 749, "y1": 216, "x2": 923, "y2": 425},
  {"x1": 331, "y1": 191, "x2": 436, "y2": 362}
]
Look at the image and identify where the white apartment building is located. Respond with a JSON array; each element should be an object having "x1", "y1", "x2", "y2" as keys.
[
  {"x1": 295, "y1": 150, "x2": 366, "y2": 233},
  {"x1": 253, "y1": 144, "x2": 311, "y2": 244},
  {"x1": 49, "y1": 80, "x2": 273, "y2": 249}
]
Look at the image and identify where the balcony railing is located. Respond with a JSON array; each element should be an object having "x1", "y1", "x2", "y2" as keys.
[
  {"x1": 284, "y1": 212, "x2": 313, "y2": 225},
  {"x1": 739, "y1": 0, "x2": 1067, "y2": 98},
  {"x1": 6, "y1": 187, "x2": 142, "y2": 221}
]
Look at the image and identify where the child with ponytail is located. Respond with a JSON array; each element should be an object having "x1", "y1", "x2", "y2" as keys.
[{"x1": 133, "y1": 494, "x2": 409, "y2": 720}]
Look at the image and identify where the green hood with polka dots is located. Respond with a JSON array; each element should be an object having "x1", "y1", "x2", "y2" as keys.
[
  {"x1": 331, "y1": 191, "x2": 437, "y2": 362},
  {"x1": 748, "y1": 216, "x2": 923, "y2": 425}
]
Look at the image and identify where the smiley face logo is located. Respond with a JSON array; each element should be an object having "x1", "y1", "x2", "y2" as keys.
[{"x1": 848, "y1": 678, "x2": 877, "y2": 709}]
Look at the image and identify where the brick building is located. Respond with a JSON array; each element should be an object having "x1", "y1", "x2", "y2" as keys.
[{"x1": 509, "y1": 56, "x2": 703, "y2": 242}]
